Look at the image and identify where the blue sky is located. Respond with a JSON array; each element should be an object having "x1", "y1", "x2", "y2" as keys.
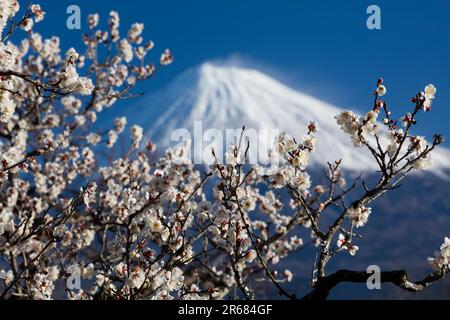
[{"x1": 31, "y1": 0, "x2": 450, "y2": 146}]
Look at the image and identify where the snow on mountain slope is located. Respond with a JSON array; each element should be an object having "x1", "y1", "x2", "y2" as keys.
[{"x1": 128, "y1": 62, "x2": 450, "y2": 174}]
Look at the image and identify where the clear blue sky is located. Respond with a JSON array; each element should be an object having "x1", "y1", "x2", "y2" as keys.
[{"x1": 31, "y1": 0, "x2": 450, "y2": 145}]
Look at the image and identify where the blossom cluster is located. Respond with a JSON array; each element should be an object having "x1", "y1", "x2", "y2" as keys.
[
  {"x1": 337, "y1": 80, "x2": 439, "y2": 171},
  {"x1": 428, "y1": 237, "x2": 450, "y2": 271}
]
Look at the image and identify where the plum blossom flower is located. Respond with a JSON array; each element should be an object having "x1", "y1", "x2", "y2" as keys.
[
  {"x1": 83, "y1": 182, "x2": 97, "y2": 208},
  {"x1": 245, "y1": 250, "x2": 257, "y2": 263},
  {"x1": 427, "y1": 237, "x2": 450, "y2": 271},
  {"x1": 128, "y1": 23, "x2": 144, "y2": 43},
  {"x1": 347, "y1": 206, "x2": 371, "y2": 228},
  {"x1": 119, "y1": 39, "x2": 133, "y2": 62},
  {"x1": 129, "y1": 267, "x2": 146, "y2": 288},
  {"x1": 160, "y1": 49, "x2": 174, "y2": 65},
  {"x1": 225, "y1": 145, "x2": 242, "y2": 166},
  {"x1": 154, "y1": 169, "x2": 165, "y2": 177},
  {"x1": 88, "y1": 13, "x2": 99, "y2": 29},
  {"x1": 365, "y1": 110, "x2": 378, "y2": 124},
  {"x1": 424, "y1": 84, "x2": 436, "y2": 99},
  {"x1": 307, "y1": 121, "x2": 319, "y2": 133},
  {"x1": 0, "y1": 92, "x2": 16, "y2": 123},
  {"x1": 0, "y1": 210, "x2": 14, "y2": 235},
  {"x1": 131, "y1": 125, "x2": 143, "y2": 147},
  {"x1": 291, "y1": 150, "x2": 309, "y2": 167},
  {"x1": 336, "y1": 233, "x2": 347, "y2": 249},
  {"x1": 409, "y1": 136, "x2": 427, "y2": 154},
  {"x1": 53, "y1": 225, "x2": 67, "y2": 238},
  {"x1": 423, "y1": 84, "x2": 436, "y2": 112},
  {"x1": 0, "y1": 1, "x2": 20, "y2": 38},
  {"x1": 82, "y1": 263, "x2": 95, "y2": 280},
  {"x1": 347, "y1": 244, "x2": 359, "y2": 256},
  {"x1": 241, "y1": 197, "x2": 256, "y2": 212},
  {"x1": 20, "y1": 18, "x2": 34, "y2": 31},
  {"x1": 60, "y1": 65, "x2": 94, "y2": 95},
  {"x1": 302, "y1": 134, "x2": 316, "y2": 151},
  {"x1": 428, "y1": 253, "x2": 448, "y2": 271},
  {"x1": 114, "y1": 117, "x2": 127, "y2": 133},
  {"x1": 335, "y1": 111, "x2": 358, "y2": 133},
  {"x1": 107, "y1": 130, "x2": 118, "y2": 148},
  {"x1": 0, "y1": 269, "x2": 14, "y2": 285},
  {"x1": 290, "y1": 172, "x2": 311, "y2": 191},
  {"x1": 31, "y1": 4, "x2": 45, "y2": 22},
  {"x1": 276, "y1": 132, "x2": 297, "y2": 154},
  {"x1": 283, "y1": 269, "x2": 293, "y2": 282},
  {"x1": 440, "y1": 237, "x2": 450, "y2": 257},
  {"x1": 337, "y1": 234, "x2": 359, "y2": 256},
  {"x1": 412, "y1": 154, "x2": 432, "y2": 170},
  {"x1": 86, "y1": 133, "x2": 101, "y2": 145},
  {"x1": 376, "y1": 84, "x2": 386, "y2": 96}
]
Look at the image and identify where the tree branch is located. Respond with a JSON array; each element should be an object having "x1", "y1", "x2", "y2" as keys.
[{"x1": 302, "y1": 268, "x2": 448, "y2": 300}]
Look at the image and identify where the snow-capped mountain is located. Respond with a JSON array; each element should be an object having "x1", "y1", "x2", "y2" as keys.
[{"x1": 127, "y1": 62, "x2": 450, "y2": 174}]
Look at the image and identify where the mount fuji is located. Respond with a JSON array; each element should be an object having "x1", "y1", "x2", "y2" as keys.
[{"x1": 126, "y1": 62, "x2": 450, "y2": 175}]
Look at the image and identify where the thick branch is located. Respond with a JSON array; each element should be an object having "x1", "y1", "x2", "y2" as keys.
[{"x1": 302, "y1": 268, "x2": 448, "y2": 300}]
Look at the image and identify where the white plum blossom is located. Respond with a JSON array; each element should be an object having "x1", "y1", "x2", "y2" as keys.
[
  {"x1": 307, "y1": 120, "x2": 319, "y2": 133},
  {"x1": 245, "y1": 250, "x2": 257, "y2": 263},
  {"x1": 337, "y1": 233, "x2": 347, "y2": 249},
  {"x1": 114, "y1": 116, "x2": 127, "y2": 133},
  {"x1": 160, "y1": 48, "x2": 173, "y2": 65},
  {"x1": 423, "y1": 84, "x2": 436, "y2": 111},
  {"x1": 119, "y1": 39, "x2": 133, "y2": 62},
  {"x1": 440, "y1": 237, "x2": 450, "y2": 257},
  {"x1": 292, "y1": 150, "x2": 309, "y2": 167},
  {"x1": 129, "y1": 267, "x2": 146, "y2": 289},
  {"x1": 60, "y1": 64, "x2": 94, "y2": 95},
  {"x1": 128, "y1": 23, "x2": 144, "y2": 43},
  {"x1": 376, "y1": 84, "x2": 386, "y2": 96},
  {"x1": 336, "y1": 233, "x2": 359, "y2": 256},
  {"x1": 424, "y1": 84, "x2": 436, "y2": 99},
  {"x1": 0, "y1": 0, "x2": 20, "y2": 38},
  {"x1": 410, "y1": 136, "x2": 427, "y2": 154},
  {"x1": 107, "y1": 130, "x2": 118, "y2": 148},
  {"x1": 0, "y1": 210, "x2": 14, "y2": 235},
  {"x1": 0, "y1": 92, "x2": 16, "y2": 123},
  {"x1": 0, "y1": 269, "x2": 14, "y2": 285},
  {"x1": 86, "y1": 133, "x2": 101, "y2": 145},
  {"x1": 347, "y1": 206, "x2": 371, "y2": 228},
  {"x1": 347, "y1": 244, "x2": 359, "y2": 256},
  {"x1": 413, "y1": 154, "x2": 432, "y2": 170},
  {"x1": 335, "y1": 110, "x2": 358, "y2": 135},
  {"x1": 225, "y1": 145, "x2": 242, "y2": 165},
  {"x1": 335, "y1": 110, "x2": 378, "y2": 146},
  {"x1": 20, "y1": 17, "x2": 34, "y2": 31},
  {"x1": 284, "y1": 269, "x2": 293, "y2": 282},
  {"x1": 88, "y1": 13, "x2": 99, "y2": 29},
  {"x1": 130, "y1": 124, "x2": 143, "y2": 147},
  {"x1": 31, "y1": 4, "x2": 45, "y2": 22},
  {"x1": 290, "y1": 172, "x2": 311, "y2": 191},
  {"x1": 53, "y1": 225, "x2": 67, "y2": 238},
  {"x1": 153, "y1": 169, "x2": 165, "y2": 177},
  {"x1": 428, "y1": 237, "x2": 450, "y2": 271}
]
